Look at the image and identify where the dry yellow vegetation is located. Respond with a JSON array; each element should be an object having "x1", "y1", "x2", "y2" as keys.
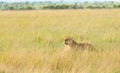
[{"x1": 0, "y1": 9, "x2": 120, "y2": 73}]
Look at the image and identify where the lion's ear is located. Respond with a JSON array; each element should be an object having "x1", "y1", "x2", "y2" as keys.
[
  {"x1": 63, "y1": 34, "x2": 73, "y2": 39},
  {"x1": 63, "y1": 35, "x2": 67, "y2": 40},
  {"x1": 63, "y1": 35, "x2": 69, "y2": 40},
  {"x1": 66, "y1": 36, "x2": 73, "y2": 39}
]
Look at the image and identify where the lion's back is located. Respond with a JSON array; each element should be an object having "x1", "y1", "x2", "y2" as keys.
[{"x1": 75, "y1": 43, "x2": 95, "y2": 51}]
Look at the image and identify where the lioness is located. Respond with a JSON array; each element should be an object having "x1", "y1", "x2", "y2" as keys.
[{"x1": 64, "y1": 37, "x2": 95, "y2": 51}]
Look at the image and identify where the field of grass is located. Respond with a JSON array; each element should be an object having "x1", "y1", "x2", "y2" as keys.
[{"x1": 0, "y1": 9, "x2": 120, "y2": 73}]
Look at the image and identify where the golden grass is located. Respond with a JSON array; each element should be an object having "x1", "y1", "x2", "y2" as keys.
[
  {"x1": 0, "y1": 9, "x2": 120, "y2": 73},
  {"x1": 0, "y1": 49, "x2": 120, "y2": 73}
]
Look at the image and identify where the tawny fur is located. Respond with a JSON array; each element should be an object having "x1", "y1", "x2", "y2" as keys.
[{"x1": 64, "y1": 37, "x2": 95, "y2": 51}]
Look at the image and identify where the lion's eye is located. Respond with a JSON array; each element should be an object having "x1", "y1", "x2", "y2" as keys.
[{"x1": 65, "y1": 39, "x2": 69, "y2": 41}]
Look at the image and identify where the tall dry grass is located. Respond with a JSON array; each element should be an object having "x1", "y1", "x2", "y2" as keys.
[
  {"x1": 0, "y1": 49, "x2": 120, "y2": 73},
  {"x1": 0, "y1": 9, "x2": 120, "y2": 73}
]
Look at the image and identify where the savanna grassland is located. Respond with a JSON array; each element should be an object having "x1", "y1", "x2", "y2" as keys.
[{"x1": 0, "y1": 9, "x2": 120, "y2": 73}]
